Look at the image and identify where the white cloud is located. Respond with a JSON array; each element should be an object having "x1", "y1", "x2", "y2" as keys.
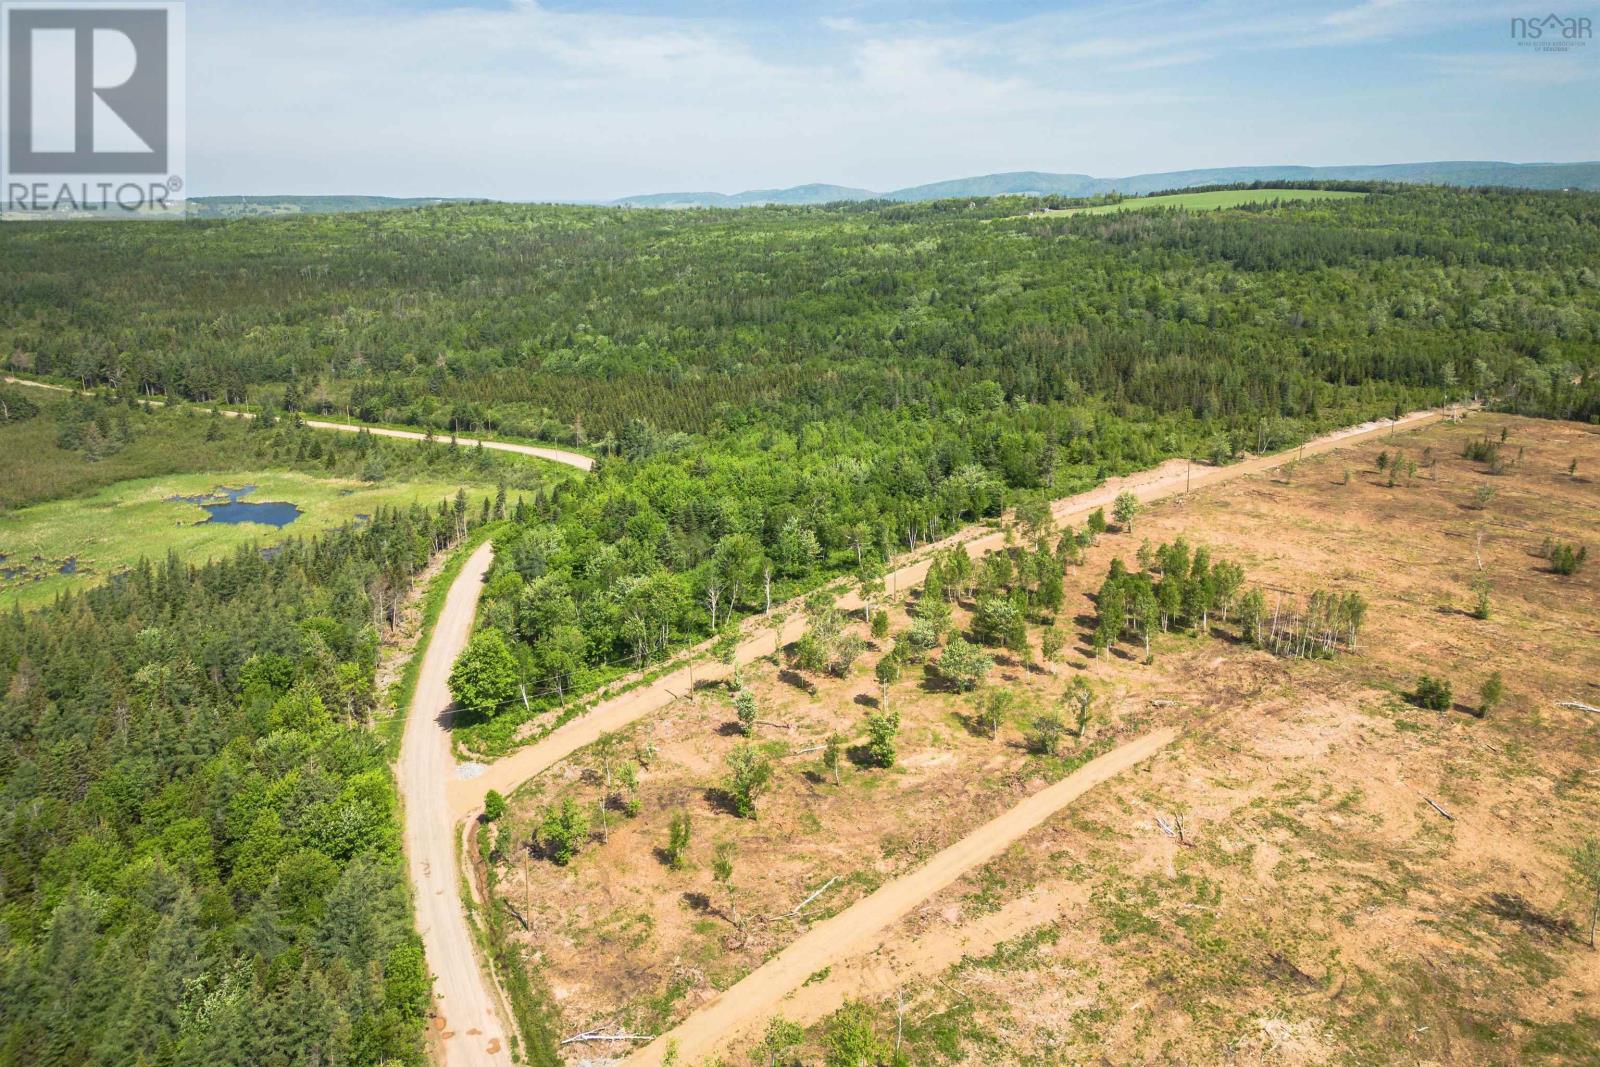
[{"x1": 184, "y1": 0, "x2": 1597, "y2": 200}]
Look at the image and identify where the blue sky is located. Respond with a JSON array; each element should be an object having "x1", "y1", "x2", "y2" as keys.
[{"x1": 189, "y1": 0, "x2": 1600, "y2": 199}]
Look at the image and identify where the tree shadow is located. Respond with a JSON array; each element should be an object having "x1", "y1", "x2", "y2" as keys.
[
  {"x1": 1261, "y1": 952, "x2": 1322, "y2": 990},
  {"x1": 716, "y1": 720, "x2": 748, "y2": 737},
  {"x1": 681, "y1": 891, "x2": 713, "y2": 913},
  {"x1": 846, "y1": 743, "x2": 878, "y2": 768},
  {"x1": 917, "y1": 665, "x2": 965, "y2": 694},
  {"x1": 854, "y1": 693, "x2": 880, "y2": 709},
  {"x1": 703, "y1": 787, "x2": 742, "y2": 816},
  {"x1": 778, "y1": 669, "x2": 816, "y2": 695},
  {"x1": 1480, "y1": 892, "x2": 1578, "y2": 942}
]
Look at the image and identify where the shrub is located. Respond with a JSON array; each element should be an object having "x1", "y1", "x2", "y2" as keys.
[
  {"x1": 482, "y1": 789, "x2": 507, "y2": 822},
  {"x1": 664, "y1": 810, "x2": 692, "y2": 869},
  {"x1": 1411, "y1": 675, "x2": 1453, "y2": 711},
  {"x1": 538, "y1": 797, "x2": 589, "y2": 865},
  {"x1": 903, "y1": 618, "x2": 945, "y2": 660},
  {"x1": 733, "y1": 688, "x2": 758, "y2": 735},
  {"x1": 1030, "y1": 711, "x2": 1067, "y2": 756},
  {"x1": 1478, "y1": 672, "x2": 1504, "y2": 718},
  {"x1": 865, "y1": 710, "x2": 899, "y2": 768},
  {"x1": 723, "y1": 743, "x2": 774, "y2": 819},
  {"x1": 1551, "y1": 543, "x2": 1588, "y2": 576}
]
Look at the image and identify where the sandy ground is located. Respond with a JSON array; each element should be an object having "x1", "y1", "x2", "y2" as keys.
[
  {"x1": 452, "y1": 404, "x2": 1460, "y2": 819},
  {"x1": 1, "y1": 374, "x2": 594, "y2": 471},
  {"x1": 398, "y1": 540, "x2": 514, "y2": 1067},
  {"x1": 619, "y1": 728, "x2": 1178, "y2": 1066}
]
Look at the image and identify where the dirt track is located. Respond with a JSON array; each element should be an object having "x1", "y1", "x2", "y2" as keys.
[
  {"x1": 1, "y1": 375, "x2": 594, "y2": 471},
  {"x1": 621, "y1": 728, "x2": 1179, "y2": 1066},
  {"x1": 452, "y1": 404, "x2": 1462, "y2": 818},
  {"x1": 397, "y1": 541, "x2": 514, "y2": 1067}
]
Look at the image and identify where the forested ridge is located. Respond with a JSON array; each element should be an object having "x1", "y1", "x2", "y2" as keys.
[{"x1": 0, "y1": 506, "x2": 481, "y2": 1065}]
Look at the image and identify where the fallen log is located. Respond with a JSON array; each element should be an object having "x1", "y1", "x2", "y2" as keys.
[
  {"x1": 1420, "y1": 794, "x2": 1455, "y2": 821},
  {"x1": 560, "y1": 1029, "x2": 655, "y2": 1046},
  {"x1": 764, "y1": 875, "x2": 839, "y2": 922}
]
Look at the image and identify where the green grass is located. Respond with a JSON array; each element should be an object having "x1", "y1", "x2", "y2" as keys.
[
  {"x1": 1, "y1": 470, "x2": 492, "y2": 609},
  {"x1": 1051, "y1": 188, "x2": 1367, "y2": 216}
]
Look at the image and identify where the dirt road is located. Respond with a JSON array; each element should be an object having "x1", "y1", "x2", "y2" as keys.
[
  {"x1": 1, "y1": 374, "x2": 593, "y2": 471},
  {"x1": 451, "y1": 404, "x2": 1462, "y2": 818},
  {"x1": 621, "y1": 727, "x2": 1178, "y2": 1066},
  {"x1": 398, "y1": 541, "x2": 514, "y2": 1067}
]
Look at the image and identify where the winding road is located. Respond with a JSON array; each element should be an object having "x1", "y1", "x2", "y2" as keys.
[
  {"x1": 1, "y1": 375, "x2": 594, "y2": 471},
  {"x1": 398, "y1": 541, "x2": 514, "y2": 1067}
]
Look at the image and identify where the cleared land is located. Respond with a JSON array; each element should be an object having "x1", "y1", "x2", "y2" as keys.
[
  {"x1": 1039, "y1": 188, "x2": 1366, "y2": 217},
  {"x1": 0, "y1": 470, "x2": 489, "y2": 609},
  {"x1": 483, "y1": 414, "x2": 1599, "y2": 1065}
]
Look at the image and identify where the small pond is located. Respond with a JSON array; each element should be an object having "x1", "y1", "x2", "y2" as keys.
[{"x1": 171, "y1": 486, "x2": 303, "y2": 528}]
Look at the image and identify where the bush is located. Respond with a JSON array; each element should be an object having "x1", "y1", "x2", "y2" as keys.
[
  {"x1": 1550, "y1": 543, "x2": 1588, "y2": 576},
  {"x1": 483, "y1": 789, "x2": 507, "y2": 822},
  {"x1": 723, "y1": 743, "x2": 774, "y2": 819},
  {"x1": 1411, "y1": 675, "x2": 1453, "y2": 711},
  {"x1": 538, "y1": 797, "x2": 589, "y2": 865},
  {"x1": 733, "y1": 688, "x2": 758, "y2": 735},
  {"x1": 664, "y1": 810, "x2": 692, "y2": 869},
  {"x1": 865, "y1": 710, "x2": 900, "y2": 768},
  {"x1": 937, "y1": 637, "x2": 993, "y2": 692},
  {"x1": 1030, "y1": 711, "x2": 1067, "y2": 756},
  {"x1": 903, "y1": 617, "x2": 945, "y2": 660},
  {"x1": 1478, "y1": 672, "x2": 1504, "y2": 718}
]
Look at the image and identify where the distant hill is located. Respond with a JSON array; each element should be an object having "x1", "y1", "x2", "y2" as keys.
[
  {"x1": 187, "y1": 195, "x2": 481, "y2": 218},
  {"x1": 610, "y1": 161, "x2": 1600, "y2": 208},
  {"x1": 612, "y1": 183, "x2": 876, "y2": 209}
]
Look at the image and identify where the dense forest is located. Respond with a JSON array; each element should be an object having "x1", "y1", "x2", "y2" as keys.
[
  {"x1": 7, "y1": 184, "x2": 1599, "y2": 750},
  {"x1": 4, "y1": 185, "x2": 1596, "y2": 438},
  {"x1": 0, "y1": 505, "x2": 481, "y2": 1065}
]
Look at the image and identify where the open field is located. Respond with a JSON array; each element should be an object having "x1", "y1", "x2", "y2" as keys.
[
  {"x1": 1039, "y1": 188, "x2": 1367, "y2": 216},
  {"x1": 0, "y1": 470, "x2": 491, "y2": 609},
  {"x1": 481, "y1": 414, "x2": 1599, "y2": 1065}
]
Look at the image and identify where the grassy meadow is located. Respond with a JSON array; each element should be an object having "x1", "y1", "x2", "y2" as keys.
[
  {"x1": 1047, "y1": 187, "x2": 1367, "y2": 216},
  {"x1": 0, "y1": 391, "x2": 555, "y2": 609},
  {"x1": 0, "y1": 470, "x2": 493, "y2": 609}
]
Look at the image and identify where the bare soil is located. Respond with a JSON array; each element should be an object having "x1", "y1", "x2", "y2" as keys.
[{"x1": 493, "y1": 414, "x2": 1600, "y2": 1066}]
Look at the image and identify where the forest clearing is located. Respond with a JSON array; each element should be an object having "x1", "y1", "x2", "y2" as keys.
[
  {"x1": 1030, "y1": 188, "x2": 1368, "y2": 217},
  {"x1": 477, "y1": 414, "x2": 1599, "y2": 1065}
]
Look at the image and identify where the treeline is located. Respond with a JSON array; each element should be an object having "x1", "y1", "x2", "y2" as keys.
[{"x1": 0, "y1": 503, "x2": 479, "y2": 1065}]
